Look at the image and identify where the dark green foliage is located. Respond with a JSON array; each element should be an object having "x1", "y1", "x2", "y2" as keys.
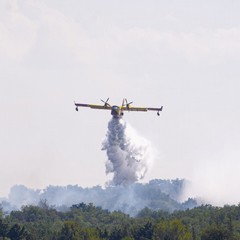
[
  {"x1": 0, "y1": 207, "x2": 3, "y2": 219},
  {"x1": 59, "y1": 221, "x2": 83, "y2": 240},
  {"x1": 201, "y1": 225, "x2": 231, "y2": 240},
  {"x1": 0, "y1": 219, "x2": 9, "y2": 238},
  {"x1": 154, "y1": 219, "x2": 192, "y2": 240},
  {"x1": 133, "y1": 222, "x2": 153, "y2": 240},
  {"x1": 7, "y1": 224, "x2": 28, "y2": 240},
  {"x1": 2, "y1": 203, "x2": 240, "y2": 239},
  {"x1": 109, "y1": 227, "x2": 124, "y2": 240}
]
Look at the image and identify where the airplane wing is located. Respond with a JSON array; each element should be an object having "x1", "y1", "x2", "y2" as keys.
[
  {"x1": 122, "y1": 106, "x2": 148, "y2": 112},
  {"x1": 122, "y1": 106, "x2": 163, "y2": 112},
  {"x1": 147, "y1": 106, "x2": 163, "y2": 112},
  {"x1": 74, "y1": 103, "x2": 111, "y2": 110}
]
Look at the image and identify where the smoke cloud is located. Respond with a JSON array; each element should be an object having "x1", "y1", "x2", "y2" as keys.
[
  {"x1": 0, "y1": 179, "x2": 195, "y2": 216},
  {"x1": 182, "y1": 144, "x2": 240, "y2": 206},
  {"x1": 102, "y1": 118, "x2": 153, "y2": 186}
]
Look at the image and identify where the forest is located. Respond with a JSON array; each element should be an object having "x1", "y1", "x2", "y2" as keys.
[
  {"x1": 1, "y1": 202, "x2": 240, "y2": 239},
  {"x1": 0, "y1": 179, "x2": 238, "y2": 239}
]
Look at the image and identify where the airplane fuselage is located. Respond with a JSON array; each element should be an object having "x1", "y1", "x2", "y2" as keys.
[{"x1": 111, "y1": 106, "x2": 123, "y2": 118}]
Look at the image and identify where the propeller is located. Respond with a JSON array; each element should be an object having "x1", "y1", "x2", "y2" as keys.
[
  {"x1": 124, "y1": 98, "x2": 133, "y2": 108},
  {"x1": 101, "y1": 98, "x2": 111, "y2": 107}
]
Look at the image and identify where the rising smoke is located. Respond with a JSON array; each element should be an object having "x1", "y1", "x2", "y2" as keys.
[
  {"x1": 102, "y1": 117, "x2": 153, "y2": 186},
  {"x1": 0, "y1": 179, "x2": 195, "y2": 216}
]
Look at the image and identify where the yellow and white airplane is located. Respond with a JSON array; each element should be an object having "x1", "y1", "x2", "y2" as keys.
[{"x1": 74, "y1": 98, "x2": 163, "y2": 118}]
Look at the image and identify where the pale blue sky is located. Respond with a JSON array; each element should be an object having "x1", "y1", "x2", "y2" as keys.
[{"x1": 1, "y1": 0, "x2": 240, "y2": 204}]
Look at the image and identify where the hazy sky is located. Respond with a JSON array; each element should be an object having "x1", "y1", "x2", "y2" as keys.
[{"x1": 1, "y1": 0, "x2": 240, "y2": 204}]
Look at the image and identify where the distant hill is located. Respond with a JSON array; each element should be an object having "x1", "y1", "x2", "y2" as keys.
[{"x1": 0, "y1": 179, "x2": 197, "y2": 216}]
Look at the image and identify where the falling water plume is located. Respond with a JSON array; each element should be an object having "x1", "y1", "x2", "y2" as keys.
[{"x1": 102, "y1": 117, "x2": 153, "y2": 186}]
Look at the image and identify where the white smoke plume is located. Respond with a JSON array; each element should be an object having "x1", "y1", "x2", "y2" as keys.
[
  {"x1": 102, "y1": 117, "x2": 153, "y2": 186},
  {"x1": 0, "y1": 179, "x2": 192, "y2": 216}
]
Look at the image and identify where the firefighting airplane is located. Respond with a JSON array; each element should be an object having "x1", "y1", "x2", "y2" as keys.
[{"x1": 74, "y1": 98, "x2": 163, "y2": 118}]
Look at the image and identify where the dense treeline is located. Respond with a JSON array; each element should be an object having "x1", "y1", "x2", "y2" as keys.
[{"x1": 1, "y1": 202, "x2": 240, "y2": 239}]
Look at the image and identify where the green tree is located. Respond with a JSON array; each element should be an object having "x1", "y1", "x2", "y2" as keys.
[
  {"x1": 201, "y1": 225, "x2": 231, "y2": 240},
  {"x1": 0, "y1": 207, "x2": 3, "y2": 220},
  {"x1": 59, "y1": 221, "x2": 83, "y2": 240},
  {"x1": 0, "y1": 219, "x2": 9, "y2": 239},
  {"x1": 59, "y1": 221, "x2": 100, "y2": 240},
  {"x1": 133, "y1": 222, "x2": 153, "y2": 240},
  {"x1": 7, "y1": 224, "x2": 28, "y2": 240},
  {"x1": 154, "y1": 219, "x2": 192, "y2": 240},
  {"x1": 109, "y1": 227, "x2": 124, "y2": 240}
]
